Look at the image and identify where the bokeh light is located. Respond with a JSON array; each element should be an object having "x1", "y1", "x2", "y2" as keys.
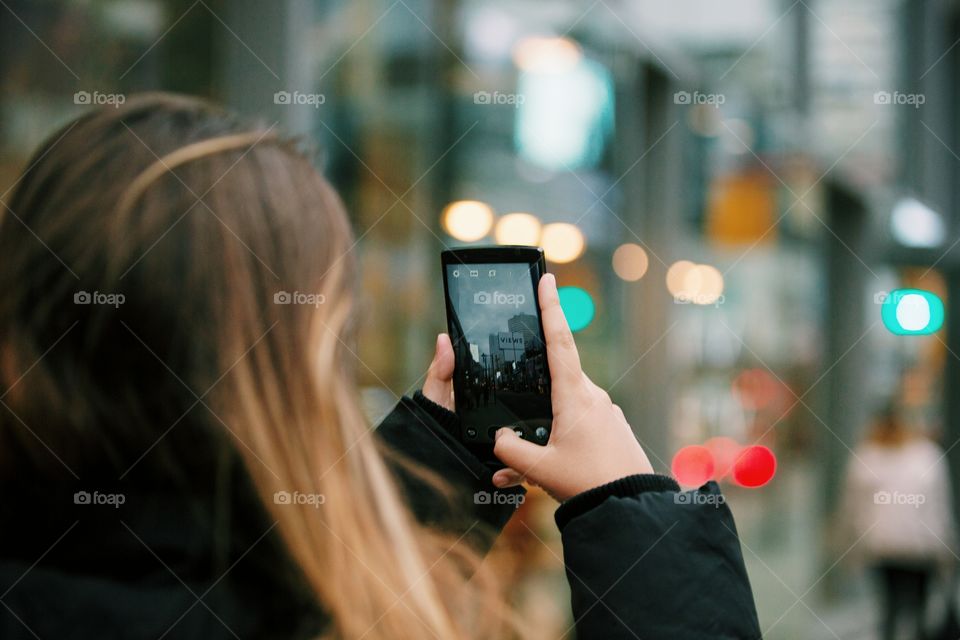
[
  {"x1": 666, "y1": 260, "x2": 697, "y2": 297},
  {"x1": 687, "y1": 103, "x2": 721, "y2": 137},
  {"x1": 612, "y1": 243, "x2": 649, "y2": 281},
  {"x1": 891, "y1": 197, "x2": 945, "y2": 248},
  {"x1": 512, "y1": 36, "x2": 582, "y2": 73},
  {"x1": 494, "y1": 212, "x2": 542, "y2": 246},
  {"x1": 732, "y1": 445, "x2": 777, "y2": 488},
  {"x1": 441, "y1": 200, "x2": 494, "y2": 241},
  {"x1": 557, "y1": 286, "x2": 595, "y2": 332},
  {"x1": 881, "y1": 288, "x2": 945, "y2": 335},
  {"x1": 667, "y1": 260, "x2": 725, "y2": 304},
  {"x1": 671, "y1": 445, "x2": 715, "y2": 487},
  {"x1": 542, "y1": 223, "x2": 585, "y2": 263},
  {"x1": 704, "y1": 437, "x2": 742, "y2": 480},
  {"x1": 683, "y1": 264, "x2": 724, "y2": 305}
]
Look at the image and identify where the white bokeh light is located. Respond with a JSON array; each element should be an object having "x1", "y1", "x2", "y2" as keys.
[{"x1": 896, "y1": 294, "x2": 931, "y2": 331}]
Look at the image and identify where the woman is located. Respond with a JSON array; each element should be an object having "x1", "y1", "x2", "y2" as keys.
[
  {"x1": 0, "y1": 94, "x2": 760, "y2": 639},
  {"x1": 841, "y1": 405, "x2": 956, "y2": 640}
]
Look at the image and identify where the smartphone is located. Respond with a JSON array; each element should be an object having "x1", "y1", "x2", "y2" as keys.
[{"x1": 441, "y1": 246, "x2": 552, "y2": 466}]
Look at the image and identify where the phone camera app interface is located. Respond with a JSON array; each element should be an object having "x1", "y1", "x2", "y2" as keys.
[{"x1": 446, "y1": 264, "x2": 551, "y2": 442}]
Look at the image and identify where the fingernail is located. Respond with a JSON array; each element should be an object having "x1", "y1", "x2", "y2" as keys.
[
  {"x1": 492, "y1": 472, "x2": 507, "y2": 487},
  {"x1": 495, "y1": 428, "x2": 510, "y2": 442}
]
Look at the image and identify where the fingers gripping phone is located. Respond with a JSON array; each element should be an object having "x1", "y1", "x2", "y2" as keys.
[{"x1": 441, "y1": 246, "x2": 553, "y2": 466}]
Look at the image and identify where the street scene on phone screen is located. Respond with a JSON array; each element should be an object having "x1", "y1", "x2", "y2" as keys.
[{"x1": 446, "y1": 263, "x2": 550, "y2": 440}]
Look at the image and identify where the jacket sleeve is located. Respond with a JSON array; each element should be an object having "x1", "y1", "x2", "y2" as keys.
[
  {"x1": 375, "y1": 391, "x2": 524, "y2": 552},
  {"x1": 555, "y1": 476, "x2": 762, "y2": 640}
]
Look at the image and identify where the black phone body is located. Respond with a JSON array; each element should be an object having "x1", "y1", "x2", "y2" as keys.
[{"x1": 440, "y1": 246, "x2": 553, "y2": 466}]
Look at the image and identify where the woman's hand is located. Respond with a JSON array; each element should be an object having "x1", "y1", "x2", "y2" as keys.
[
  {"x1": 422, "y1": 333, "x2": 455, "y2": 411},
  {"x1": 492, "y1": 273, "x2": 654, "y2": 502}
]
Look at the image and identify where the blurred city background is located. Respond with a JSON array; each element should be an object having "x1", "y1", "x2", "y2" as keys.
[{"x1": 2, "y1": 0, "x2": 959, "y2": 638}]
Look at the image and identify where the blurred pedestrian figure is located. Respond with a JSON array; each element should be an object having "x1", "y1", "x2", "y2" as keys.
[{"x1": 840, "y1": 404, "x2": 956, "y2": 640}]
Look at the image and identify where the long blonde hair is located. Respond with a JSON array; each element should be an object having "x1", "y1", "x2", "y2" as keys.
[{"x1": 0, "y1": 94, "x2": 511, "y2": 638}]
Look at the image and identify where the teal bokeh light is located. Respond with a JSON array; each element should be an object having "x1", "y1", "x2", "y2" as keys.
[
  {"x1": 558, "y1": 286, "x2": 595, "y2": 333},
  {"x1": 881, "y1": 288, "x2": 944, "y2": 335}
]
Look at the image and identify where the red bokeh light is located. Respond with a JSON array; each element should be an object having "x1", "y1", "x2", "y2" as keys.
[
  {"x1": 732, "y1": 445, "x2": 777, "y2": 488},
  {"x1": 704, "y1": 437, "x2": 742, "y2": 480},
  {"x1": 671, "y1": 445, "x2": 715, "y2": 487}
]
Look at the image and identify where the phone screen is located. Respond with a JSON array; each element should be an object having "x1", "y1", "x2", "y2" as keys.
[{"x1": 444, "y1": 261, "x2": 552, "y2": 446}]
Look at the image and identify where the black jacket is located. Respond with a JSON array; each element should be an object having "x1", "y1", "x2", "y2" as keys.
[{"x1": 0, "y1": 393, "x2": 761, "y2": 639}]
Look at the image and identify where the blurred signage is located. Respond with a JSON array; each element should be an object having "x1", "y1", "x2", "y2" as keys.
[
  {"x1": 498, "y1": 332, "x2": 525, "y2": 351},
  {"x1": 706, "y1": 170, "x2": 777, "y2": 245}
]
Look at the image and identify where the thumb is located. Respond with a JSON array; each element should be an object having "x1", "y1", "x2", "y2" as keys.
[
  {"x1": 428, "y1": 333, "x2": 454, "y2": 380},
  {"x1": 493, "y1": 428, "x2": 547, "y2": 480},
  {"x1": 422, "y1": 333, "x2": 455, "y2": 410}
]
